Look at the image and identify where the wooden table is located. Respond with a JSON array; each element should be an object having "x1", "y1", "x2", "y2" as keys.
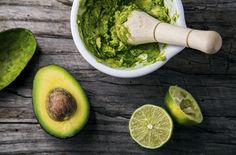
[{"x1": 0, "y1": 0, "x2": 235, "y2": 154}]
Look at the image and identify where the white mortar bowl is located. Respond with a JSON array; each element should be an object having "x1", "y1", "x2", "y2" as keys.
[{"x1": 71, "y1": 0, "x2": 186, "y2": 78}]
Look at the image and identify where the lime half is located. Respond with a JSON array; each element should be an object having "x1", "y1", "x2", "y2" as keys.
[
  {"x1": 129, "y1": 105, "x2": 173, "y2": 149},
  {"x1": 164, "y1": 86, "x2": 203, "y2": 125}
]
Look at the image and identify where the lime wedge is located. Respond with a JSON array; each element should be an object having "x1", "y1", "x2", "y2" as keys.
[
  {"x1": 129, "y1": 105, "x2": 173, "y2": 149},
  {"x1": 164, "y1": 86, "x2": 203, "y2": 125}
]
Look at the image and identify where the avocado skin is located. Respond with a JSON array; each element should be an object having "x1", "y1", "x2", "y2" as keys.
[
  {"x1": 0, "y1": 28, "x2": 37, "y2": 91},
  {"x1": 32, "y1": 65, "x2": 90, "y2": 138}
]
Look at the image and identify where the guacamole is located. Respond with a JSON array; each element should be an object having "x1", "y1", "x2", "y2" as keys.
[{"x1": 78, "y1": 0, "x2": 171, "y2": 68}]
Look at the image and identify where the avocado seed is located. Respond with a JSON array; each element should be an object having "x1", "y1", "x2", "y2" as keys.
[{"x1": 46, "y1": 88, "x2": 77, "y2": 121}]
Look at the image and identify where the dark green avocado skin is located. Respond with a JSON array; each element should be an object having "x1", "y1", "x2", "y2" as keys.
[{"x1": 0, "y1": 28, "x2": 37, "y2": 90}]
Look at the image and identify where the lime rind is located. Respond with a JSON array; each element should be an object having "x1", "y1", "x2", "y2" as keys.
[
  {"x1": 165, "y1": 86, "x2": 203, "y2": 125},
  {"x1": 129, "y1": 105, "x2": 173, "y2": 149}
]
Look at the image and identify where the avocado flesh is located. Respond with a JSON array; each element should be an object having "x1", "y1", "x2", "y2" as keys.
[
  {"x1": 33, "y1": 65, "x2": 90, "y2": 138},
  {"x1": 78, "y1": 0, "x2": 171, "y2": 68},
  {"x1": 0, "y1": 28, "x2": 36, "y2": 90}
]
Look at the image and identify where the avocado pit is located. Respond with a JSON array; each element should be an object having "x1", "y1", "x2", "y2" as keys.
[{"x1": 46, "y1": 88, "x2": 77, "y2": 121}]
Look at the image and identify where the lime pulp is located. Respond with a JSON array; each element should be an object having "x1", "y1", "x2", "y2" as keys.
[
  {"x1": 164, "y1": 86, "x2": 203, "y2": 125},
  {"x1": 129, "y1": 104, "x2": 173, "y2": 149}
]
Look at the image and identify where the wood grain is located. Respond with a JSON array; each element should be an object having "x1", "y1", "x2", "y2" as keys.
[{"x1": 0, "y1": 0, "x2": 236, "y2": 154}]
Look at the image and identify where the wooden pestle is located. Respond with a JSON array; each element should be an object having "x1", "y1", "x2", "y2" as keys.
[{"x1": 124, "y1": 11, "x2": 222, "y2": 54}]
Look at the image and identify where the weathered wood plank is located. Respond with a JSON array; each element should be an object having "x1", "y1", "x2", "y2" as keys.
[
  {"x1": 0, "y1": 0, "x2": 72, "y2": 9},
  {"x1": 0, "y1": 6, "x2": 70, "y2": 24},
  {"x1": 0, "y1": 0, "x2": 235, "y2": 154},
  {"x1": 0, "y1": 3, "x2": 235, "y2": 75},
  {"x1": 0, "y1": 21, "x2": 71, "y2": 39},
  {"x1": 0, "y1": 70, "x2": 236, "y2": 122},
  {"x1": 0, "y1": 118, "x2": 235, "y2": 155}
]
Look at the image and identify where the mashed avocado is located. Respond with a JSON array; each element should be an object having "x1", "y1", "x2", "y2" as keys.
[{"x1": 78, "y1": 0, "x2": 171, "y2": 68}]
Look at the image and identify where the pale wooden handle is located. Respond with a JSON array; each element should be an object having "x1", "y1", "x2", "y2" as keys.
[{"x1": 154, "y1": 23, "x2": 222, "y2": 54}]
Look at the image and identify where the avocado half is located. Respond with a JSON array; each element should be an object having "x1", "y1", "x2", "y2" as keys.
[
  {"x1": 0, "y1": 28, "x2": 36, "y2": 91},
  {"x1": 33, "y1": 65, "x2": 90, "y2": 138}
]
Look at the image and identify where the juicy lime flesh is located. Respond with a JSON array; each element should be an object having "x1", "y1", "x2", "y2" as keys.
[
  {"x1": 169, "y1": 86, "x2": 203, "y2": 123},
  {"x1": 129, "y1": 105, "x2": 173, "y2": 149}
]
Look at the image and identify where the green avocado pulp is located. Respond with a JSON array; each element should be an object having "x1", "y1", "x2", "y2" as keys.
[{"x1": 78, "y1": 0, "x2": 172, "y2": 68}]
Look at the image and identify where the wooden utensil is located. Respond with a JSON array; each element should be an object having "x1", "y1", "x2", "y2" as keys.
[{"x1": 123, "y1": 11, "x2": 222, "y2": 54}]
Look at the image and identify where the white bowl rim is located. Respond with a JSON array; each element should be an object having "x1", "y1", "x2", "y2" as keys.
[{"x1": 71, "y1": 0, "x2": 186, "y2": 78}]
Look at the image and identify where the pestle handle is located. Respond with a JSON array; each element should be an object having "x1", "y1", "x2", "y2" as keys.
[
  {"x1": 154, "y1": 23, "x2": 222, "y2": 54},
  {"x1": 125, "y1": 11, "x2": 222, "y2": 54}
]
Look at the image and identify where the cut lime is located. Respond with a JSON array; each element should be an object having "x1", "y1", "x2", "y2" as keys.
[
  {"x1": 164, "y1": 86, "x2": 203, "y2": 125},
  {"x1": 129, "y1": 105, "x2": 173, "y2": 149}
]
